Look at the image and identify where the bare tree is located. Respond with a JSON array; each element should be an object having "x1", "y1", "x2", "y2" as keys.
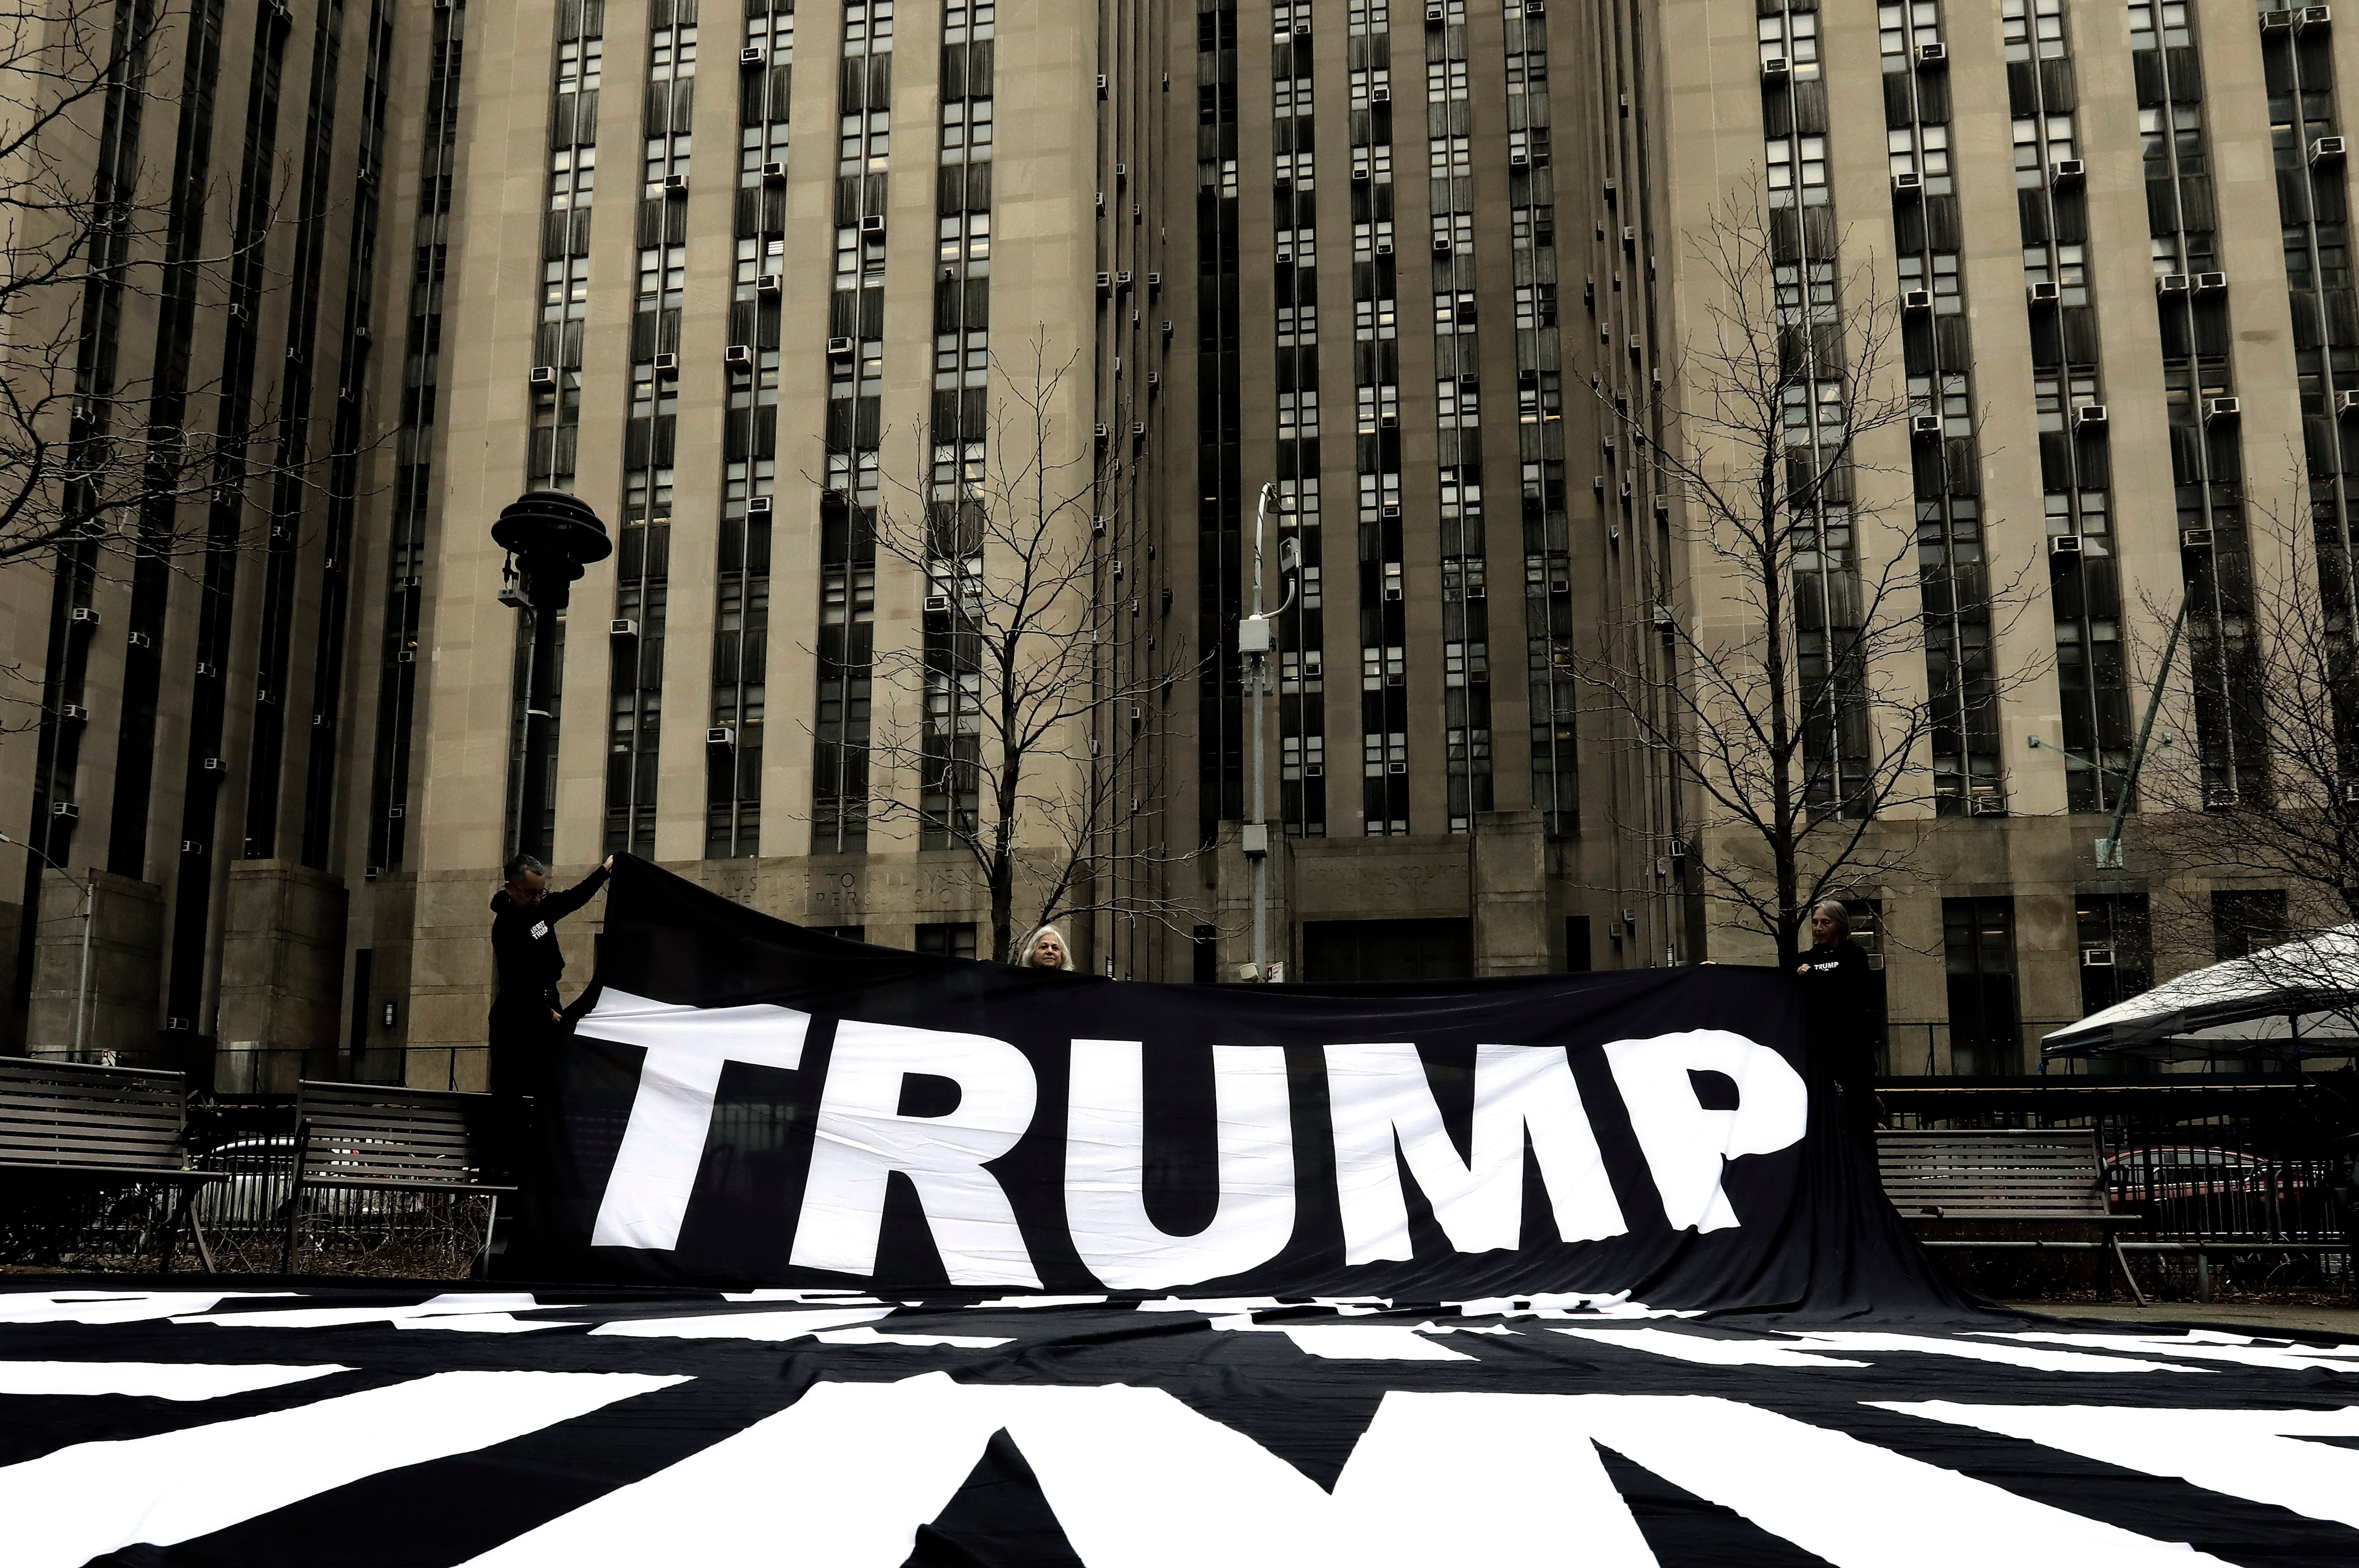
[
  {"x1": 2128, "y1": 505, "x2": 2359, "y2": 960},
  {"x1": 847, "y1": 337, "x2": 1206, "y2": 963},
  {"x1": 1577, "y1": 190, "x2": 2044, "y2": 967},
  {"x1": 0, "y1": 0, "x2": 335, "y2": 585}
]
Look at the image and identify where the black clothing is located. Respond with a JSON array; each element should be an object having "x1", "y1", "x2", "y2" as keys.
[
  {"x1": 487, "y1": 866, "x2": 609, "y2": 1173},
  {"x1": 490, "y1": 864, "x2": 608, "y2": 1003},
  {"x1": 1798, "y1": 936, "x2": 1880, "y2": 1148}
]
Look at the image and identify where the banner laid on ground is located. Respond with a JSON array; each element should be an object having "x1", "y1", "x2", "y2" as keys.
[
  {"x1": 8, "y1": 1283, "x2": 2358, "y2": 1568},
  {"x1": 521, "y1": 856, "x2": 1962, "y2": 1312}
]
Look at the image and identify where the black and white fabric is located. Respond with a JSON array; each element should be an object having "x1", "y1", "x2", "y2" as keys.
[
  {"x1": 527, "y1": 855, "x2": 1957, "y2": 1310},
  {"x1": 11, "y1": 857, "x2": 2354, "y2": 1564},
  {"x1": 3, "y1": 1283, "x2": 2357, "y2": 1565}
]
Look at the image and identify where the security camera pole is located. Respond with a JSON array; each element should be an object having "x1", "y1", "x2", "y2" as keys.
[{"x1": 492, "y1": 491, "x2": 613, "y2": 865}]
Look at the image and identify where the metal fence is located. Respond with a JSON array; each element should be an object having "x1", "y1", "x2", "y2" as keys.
[
  {"x1": 1, "y1": 1095, "x2": 491, "y2": 1278},
  {"x1": 1878, "y1": 1076, "x2": 2358, "y2": 1294}
]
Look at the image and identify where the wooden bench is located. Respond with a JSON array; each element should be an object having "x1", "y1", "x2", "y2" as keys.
[
  {"x1": 1878, "y1": 1127, "x2": 2148, "y2": 1304},
  {"x1": 0, "y1": 1055, "x2": 226, "y2": 1272},
  {"x1": 282, "y1": 1081, "x2": 515, "y2": 1272}
]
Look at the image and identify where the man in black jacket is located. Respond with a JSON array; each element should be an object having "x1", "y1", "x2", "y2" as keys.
[
  {"x1": 1796, "y1": 899, "x2": 1881, "y2": 1152},
  {"x1": 487, "y1": 852, "x2": 612, "y2": 1172}
]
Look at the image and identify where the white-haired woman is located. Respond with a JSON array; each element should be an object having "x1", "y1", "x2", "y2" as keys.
[
  {"x1": 1796, "y1": 899, "x2": 1879, "y2": 1150},
  {"x1": 1019, "y1": 925, "x2": 1075, "y2": 970}
]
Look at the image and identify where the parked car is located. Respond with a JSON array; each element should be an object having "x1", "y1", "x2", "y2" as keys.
[
  {"x1": 192, "y1": 1134, "x2": 423, "y2": 1230},
  {"x1": 2103, "y1": 1145, "x2": 2306, "y2": 1206}
]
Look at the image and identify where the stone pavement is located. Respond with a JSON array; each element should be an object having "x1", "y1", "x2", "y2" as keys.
[{"x1": 2002, "y1": 1299, "x2": 2359, "y2": 1337}]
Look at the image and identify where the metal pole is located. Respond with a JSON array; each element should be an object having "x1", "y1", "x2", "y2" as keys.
[
  {"x1": 73, "y1": 878, "x2": 91, "y2": 1060},
  {"x1": 514, "y1": 596, "x2": 563, "y2": 865},
  {"x1": 2097, "y1": 591, "x2": 2191, "y2": 869},
  {"x1": 1249, "y1": 482, "x2": 1272, "y2": 982}
]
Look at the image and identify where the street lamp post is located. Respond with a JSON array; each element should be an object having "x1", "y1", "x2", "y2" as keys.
[
  {"x1": 1238, "y1": 482, "x2": 1299, "y2": 983},
  {"x1": 492, "y1": 491, "x2": 613, "y2": 865}
]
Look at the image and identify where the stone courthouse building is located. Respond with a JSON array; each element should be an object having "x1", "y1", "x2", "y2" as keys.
[{"x1": 1, "y1": 0, "x2": 2338, "y2": 1089}]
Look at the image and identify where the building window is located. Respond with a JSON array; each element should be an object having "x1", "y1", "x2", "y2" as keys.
[
  {"x1": 915, "y1": 921, "x2": 977, "y2": 959},
  {"x1": 2212, "y1": 890, "x2": 2289, "y2": 960},
  {"x1": 1943, "y1": 897, "x2": 2020, "y2": 1076},
  {"x1": 2077, "y1": 894, "x2": 2153, "y2": 1014}
]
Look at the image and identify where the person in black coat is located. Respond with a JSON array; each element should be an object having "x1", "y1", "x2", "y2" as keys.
[
  {"x1": 1796, "y1": 899, "x2": 1881, "y2": 1151},
  {"x1": 487, "y1": 852, "x2": 612, "y2": 1173}
]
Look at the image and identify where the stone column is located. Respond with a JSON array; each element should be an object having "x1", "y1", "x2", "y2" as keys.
[
  {"x1": 214, "y1": 861, "x2": 350, "y2": 1093},
  {"x1": 27, "y1": 869, "x2": 164, "y2": 1064},
  {"x1": 1470, "y1": 810, "x2": 1550, "y2": 976}
]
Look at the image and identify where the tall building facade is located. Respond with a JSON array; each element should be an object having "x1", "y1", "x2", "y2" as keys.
[{"x1": 0, "y1": 0, "x2": 2335, "y2": 1087}]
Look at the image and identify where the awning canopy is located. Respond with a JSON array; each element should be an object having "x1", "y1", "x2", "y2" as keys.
[{"x1": 2041, "y1": 925, "x2": 2359, "y2": 1061}]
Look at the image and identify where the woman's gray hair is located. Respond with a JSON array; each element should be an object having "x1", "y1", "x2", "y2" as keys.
[
  {"x1": 1810, "y1": 899, "x2": 1852, "y2": 937},
  {"x1": 1021, "y1": 925, "x2": 1075, "y2": 970}
]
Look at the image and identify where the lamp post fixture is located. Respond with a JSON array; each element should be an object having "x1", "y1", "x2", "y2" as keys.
[{"x1": 492, "y1": 490, "x2": 612, "y2": 865}]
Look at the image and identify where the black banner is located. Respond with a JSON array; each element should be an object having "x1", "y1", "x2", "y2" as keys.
[{"x1": 524, "y1": 855, "x2": 1965, "y2": 1313}]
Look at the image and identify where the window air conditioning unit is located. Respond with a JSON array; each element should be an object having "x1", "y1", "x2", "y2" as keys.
[
  {"x1": 1901, "y1": 288, "x2": 1934, "y2": 311},
  {"x1": 1910, "y1": 413, "x2": 1943, "y2": 437},
  {"x1": 2314, "y1": 136, "x2": 2348, "y2": 161},
  {"x1": 2343, "y1": 782, "x2": 2359, "y2": 805},
  {"x1": 707, "y1": 726, "x2": 736, "y2": 747},
  {"x1": 663, "y1": 174, "x2": 689, "y2": 195},
  {"x1": 2194, "y1": 271, "x2": 2228, "y2": 291},
  {"x1": 201, "y1": 756, "x2": 227, "y2": 772},
  {"x1": 2181, "y1": 527, "x2": 2216, "y2": 550},
  {"x1": 2262, "y1": 8, "x2": 2296, "y2": 25},
  {"x1": 1761, "y1": 55, "x2": 1790, "y2": 77},
  {"x1": 1371, "y1": 85, "x2": 1391, "y2": 102},
  {"x1": 1094, "y1": 423, "x2": 1111, "y2": 441},
  {"x1": 2081, "y1": 947, "x2": 2116, "y2": 968},
  {"x1": 2158, "y1": 273, "x2": 2192, "y2": 294},
  {"x1": 1526, "y1": 0, "x2": 1545, "y2": 12},
  {"x1": 2206, "y1": 785, "x2": 2241, "y2": 809},
  {"x1": 1651, "y1": 605, "x2": 1674, "y2": 629},
  {"x1": 1131, "y1": 422, "x2": 1147, "y2": 439},
  {"x1": 724, "y1": 344, "x2": 754, "y2": 367},
  {"x1": 1425, "y1": 3, "x2": 1445, "y2": 22},
  {"x1": 1381, "y1": 503, "x2": 1402, "y2": 518},
  {"x1": 2052, "y1": 158, "x2": 2085, "y2": 181},
  {"x1": 2076, "y1": 403, "x2": 2108, "y2": 427},
  {"x1": 394, "y1": 649, "x2": 414, "y2": 664},
  {"x1": 2049, "y1": 534, "x2": 2084, "y2": 556},
  {"x1": 748, "y1": 496, "x2": 774, "y2": 514},
  {"x1": 924, "y1": 593, "x2": 951, "y2": 613},
  {"x1": 179, "y1": 843, "x2": 202, "y2": 859},
  {"x1": 653, "y1": 352, "x2": 679, "y2": 375},
  {"x1": 1096, "y1": 271, "x2": 1113, "y2": 293},
  {"x1": 68, "y1": 606, "x2": 100, "y2": 626},
  {"x1": 1374, "y1": 240, "x2": 1393, "y2": 254},
  {"x1": 2338, "y1": 389, "x2": 2359, "y2": 415},
  {"x1": 1510, "y1": 150, "x2": 1530, "y2": 167},
  {"x1": 196, "y1": 661, "x2": 217, "y2": 677},
  {"x1": 2028, "y1": 281, "x2": 2061, "y2": 304},
  {"x1": 611, "y1": 618, "x2": 638, "y2": 638},
  {"x1": 1097, "y1": 74, "x2": 1109, "y2": 97},
  {"x1": 51, "y1": 801, "x2": 78, "y2": 819},
  {"x1": 2205, "y1": 395, "x2": 2241, "y2": 420},
  {"x1": 826, "y1": 335, "x2": 854, "y2": 358},
  {"x1": 1433, "y1": 236, "x2": 1453, "y2": 254},
  {"x1": 756, "y1": 273, "x2": 783, "y2": 293},
  {"x1": 129, "y1": 632, "x2": 154, "y2": 651},
  {"x1": 1380, "y1": 413, "x2": 1398, "y2": 427},
  {"x1": 1892, "y1": 171, "x2": 1924, "y2": 194},
  {"x1": 1970, "y1": 796, "x2": 2010, "y2": 817},
  {"x1": 2300, "y1": 4, "x2": 2332, "y2": 25},
  {"x1": 1115, "y1": 163, "x2": 1129, "y2": 179},
  {"x1": 1916, "y1": 41, "x2": 1947, "y2": 63},
  {"x1": 1115, "y1": 270, "x2": 1133, "y2": 288},
  {"x1": 742, "y1": 46, "x2": 765, "y2": 64},
  {"x1": 58, "y1": 702, "x2": 89, "y2": 724},
  {"x1": 858, "y1": 214, "x2": 885, "y2": 235},
  {"x1": 762, "y1": 161, "x2": 787, "y2": 183},
  {"x1": 1294, "y1": 20, "x2": 1311, "y2": 34}
]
